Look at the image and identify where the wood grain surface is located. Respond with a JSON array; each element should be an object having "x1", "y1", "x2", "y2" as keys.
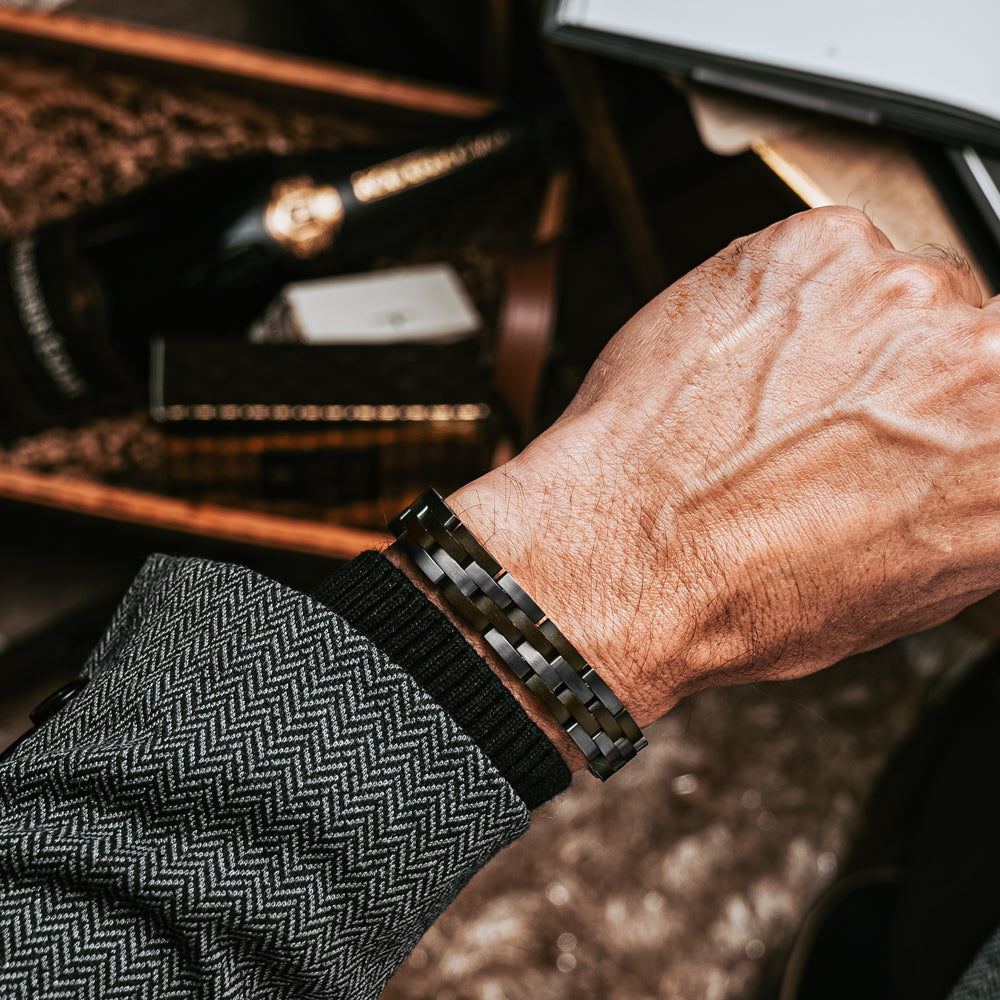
[{"x1": 685, "y1": 83, "x2": 995, "y2": 295}]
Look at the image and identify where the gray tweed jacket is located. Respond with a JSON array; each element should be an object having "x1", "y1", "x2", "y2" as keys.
[
  {"x1": 4, "y1": 554, "x2": 999, "y2": 999},
  {"x1": 949, "y1": 928, "x2": 1000, "y2": 1000},
  {"x1": 0, "y1": 555, "x2": 530, "y2": 999}
]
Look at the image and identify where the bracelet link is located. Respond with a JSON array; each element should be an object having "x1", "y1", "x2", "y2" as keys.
[{"x1": 390, "y1": 489, "x2": 647, "y2": 780}]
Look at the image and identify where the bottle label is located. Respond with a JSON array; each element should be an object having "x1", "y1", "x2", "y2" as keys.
[
  {"x1": 8, "y1": 237, "x2": 87, "y2": 400},
  {"x1": 350, "y1": 126, "x2": 513, "y2": 205},
  {"x1": 249, "y1": 265, "x2": 482, "y2": 346},
  {"x1": 264, "y1": 177, "x2": 345, "y2": 259}
]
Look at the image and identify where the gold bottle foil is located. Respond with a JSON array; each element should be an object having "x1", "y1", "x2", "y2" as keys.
[
  {"x1": 264, "y1": 176, "x2": 345, "y2": 258},
  {"x1": 350, "y1": 127, "x2": 513, "y2": 205}
]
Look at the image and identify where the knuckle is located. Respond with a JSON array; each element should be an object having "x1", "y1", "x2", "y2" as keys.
[
  {"x1": 789, "y1": 205, "x2": 880, "y2": 242},
  {"x1": 878, "y1": 257, "x2": 954, "y2": 305}
]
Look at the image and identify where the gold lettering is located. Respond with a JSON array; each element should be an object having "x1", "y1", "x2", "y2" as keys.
[{"x1": 351, "y1": 127, "x2": 512, "y2": 205}]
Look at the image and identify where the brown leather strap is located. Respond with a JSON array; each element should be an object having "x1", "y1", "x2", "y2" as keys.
[{"x1": 492, "y1": 168, "x2": 572, "y2": 448}]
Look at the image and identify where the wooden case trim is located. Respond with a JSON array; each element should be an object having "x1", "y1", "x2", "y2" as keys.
[
  {"x1": 0, "y1": 6, "x2": 500, "y2": 120},
  {"x1": 0, "y1": 466, "x2": 389, "y2": 559}
]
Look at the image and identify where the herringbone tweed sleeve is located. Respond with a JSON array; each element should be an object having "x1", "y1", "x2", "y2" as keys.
[{"x1": 0, "y1": 554, "x2": 531, "y2": 999}]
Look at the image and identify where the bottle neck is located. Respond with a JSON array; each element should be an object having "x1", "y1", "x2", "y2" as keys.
[{"x1": 254, "y1": 116, "x2": 532, "y2": 265}]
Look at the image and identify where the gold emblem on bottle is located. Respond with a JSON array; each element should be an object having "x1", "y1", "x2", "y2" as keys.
[{"x1": 264, "y1": 177, "x2": 344, "y2": 258}]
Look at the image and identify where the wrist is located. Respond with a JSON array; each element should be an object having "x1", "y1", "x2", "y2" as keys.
[
  {"x1": 446, "y1": 437, "x2": 779, "y2": 724},
  {"x1": 447, "y1": 467, "x2": 674, "y2": 730},
  {"x1": 387, "y1": 481, "x2": 650, "y2": 776},
  {"x1": 383, "y1": 540, "x2": 588, "y2": 772}
]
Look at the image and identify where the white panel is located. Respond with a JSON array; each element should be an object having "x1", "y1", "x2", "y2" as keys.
[{"x1": 554, "y1": 0, "x2": 1000, "y2": 120}]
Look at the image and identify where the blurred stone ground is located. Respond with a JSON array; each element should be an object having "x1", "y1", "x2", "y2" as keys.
[{"x1": 384, "y1": 622, "x2": 990, "y2": 1000}]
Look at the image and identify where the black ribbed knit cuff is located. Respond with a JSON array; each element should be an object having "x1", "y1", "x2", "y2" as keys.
[{"x1": 312, "y1": 550, "x2": 571, "y2": 810}]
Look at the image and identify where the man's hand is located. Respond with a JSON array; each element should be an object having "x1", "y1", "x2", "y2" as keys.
[{"x1": 448, "y1": 206, "x2": 1000, "y2": 739}]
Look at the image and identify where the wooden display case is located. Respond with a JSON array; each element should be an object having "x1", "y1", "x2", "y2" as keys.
[{"x1": 0, "y1": 5, "x2": 542, "y2": 559}]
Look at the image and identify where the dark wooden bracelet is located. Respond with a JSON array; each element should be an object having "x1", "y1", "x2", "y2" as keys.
[{"x1": 389, "y1": 488, "x2": 647, "y2": 780}]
